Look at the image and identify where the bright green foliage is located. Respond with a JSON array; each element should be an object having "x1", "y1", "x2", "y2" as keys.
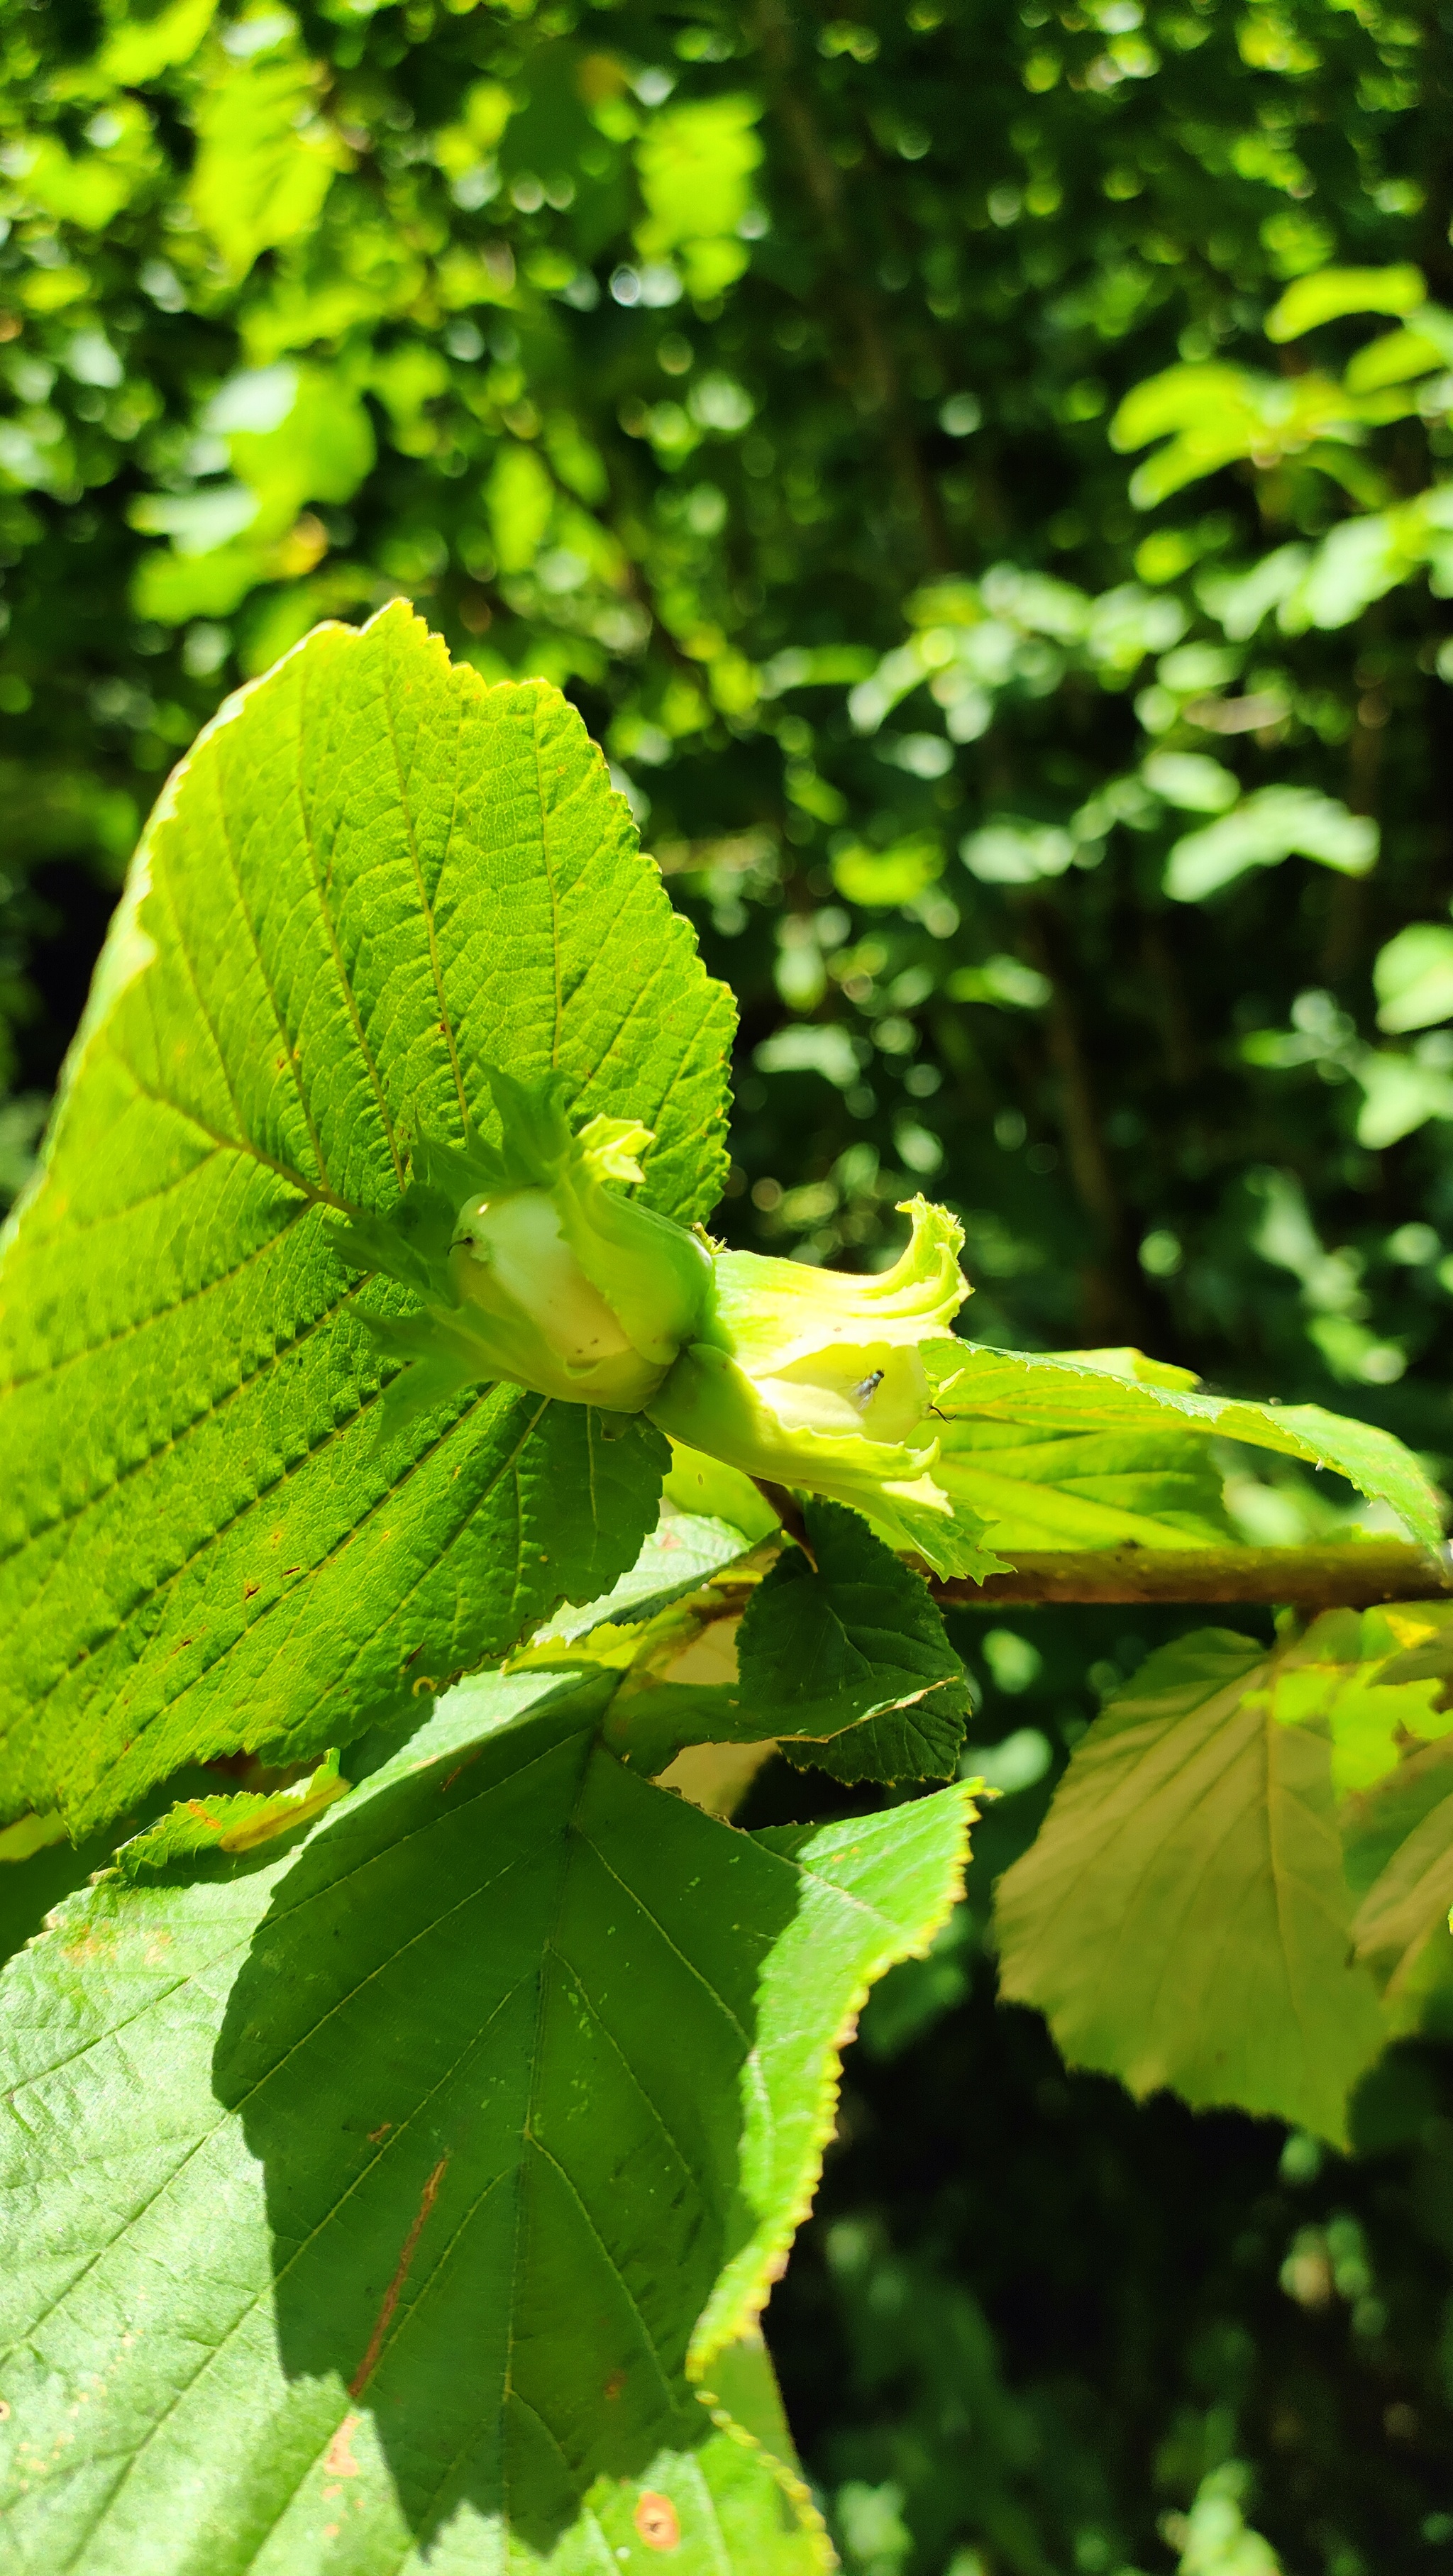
[
  {"x1": 1, "y1": 0, "x2": 1450, "y2": 1443},
  {"x1": 1374, "y1": 919, "x2": 1453, "y2": 1034},
  {"x1": 740, "y1": 1500, "x2": 971, "y2": 1785},
  {"x1": 1265, "y1": 263, "x2": 1429, "y2": 341},
  {"x1": 995, "y1": 1630, "x2": 1388, "y2": 2144},
  {"x1": 937, "y1": 1352, "x2": 1233, "y2": 1552},
  {"x1": 0, "y1": 1664, "x2": 968, "y2": 2574},
  {"x1": 1278, "y1": 1605, "x2": 1453, "y2": 2024},
  {"x1": 189, "y1": 17, "x2": 348, "y2": 282},
  {"x1": 1165, "y1": 783, "x2": 1378, "y2": 904},
  {"x1": 0, "y1": 603, "x2": 732, "y2": 1835},
  {"x1": 5, "y1": 6, "x2": 1453, "y2": 2562},
  {"x1": 933, "y1": 1343, "x2": 1444, "y2": 1553},
  {"x1": 634, "y1": 96, "x2": 763, "y2": 302},
  {"x1": 1264, "y1": 1603, "x2": 1453, "y2": 1793},
  {"x1": 1110, "y1": 358, "x2": 1384, "y2": 508},
  {"x1": 939, "y1": 1417, "x2": 1231, "y2": 1552}
]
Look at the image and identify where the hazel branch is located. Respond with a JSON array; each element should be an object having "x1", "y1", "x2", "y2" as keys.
[{"x1": 930, "y1": 1539, "x2": 1453, "y2": 1612}]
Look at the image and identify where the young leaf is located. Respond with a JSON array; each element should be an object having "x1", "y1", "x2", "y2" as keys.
[
  {"x1": 0, "y1": 1668, "x2": 969, "y2": 2572},
  {"x1": 0, "y1": 604, "x2": 732, "y2": 1836},
  {"x1": 739, "y1": 1499, "x2": 971, "y2": 1782},
  {"x1": 932, "y1": 1344, "x2": 1445, "y2": 1553},
  {"x1": 937, "y1": 1409, "x2": 1233, "y2": 1553},
  {"x1": 994, "y1": 1629, "x2": 1388, "y2": 2143}
]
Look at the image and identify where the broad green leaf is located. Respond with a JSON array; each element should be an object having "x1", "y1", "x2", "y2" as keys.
[
  {"x1": 0, "y1": 1666, "x2": 968, "y2": 2572},
  {"x1": 995, "y1": 1630, "x2": 1388, "y2": 2143},
  {"x1": 932, "y1": 1344, "x2": 1444, "y2": 1553},
  {"x1": 0, "y1": 604, "x2": 733, "y2": 1837},
  {"x1": 739, "y1": 1500, "x2": 970, "y2": 1784},
  {"x1": 1374, "y1": 920, "x2": 1453, "y2": 1034}
]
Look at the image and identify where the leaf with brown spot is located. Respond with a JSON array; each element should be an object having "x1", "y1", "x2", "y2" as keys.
[{"x1": 0, "y1": 1660, "x2": 959, "y2": 2569}]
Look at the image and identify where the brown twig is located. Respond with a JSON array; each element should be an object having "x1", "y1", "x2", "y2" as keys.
[{"x1": 931, "y1": 1539, "x2": 1453, "y2": 1611}]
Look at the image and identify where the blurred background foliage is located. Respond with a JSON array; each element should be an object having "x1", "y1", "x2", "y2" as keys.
[{"x1": 2, "y1": 0, "x2": 1453, "y2": 2564}]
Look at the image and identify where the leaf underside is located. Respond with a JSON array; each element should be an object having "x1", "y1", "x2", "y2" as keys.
[
  {"x1": 0, "y1": 604, "x2": 734, "y2": 1835},
  {"x1": 994, "y1": 1629, "x2": 1389, "y2": 2144},
  {"x1": 0, "y1": 1670, "x2": 968, "y2": 2574}
]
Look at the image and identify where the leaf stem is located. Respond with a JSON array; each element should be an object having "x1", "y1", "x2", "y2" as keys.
[
  {"x1": 753, "y1": 1480, "x2": 817, "y2": 1566},
  {"x1": 932, "y1": 1539, "x2": 1453, "y2": 1610}
]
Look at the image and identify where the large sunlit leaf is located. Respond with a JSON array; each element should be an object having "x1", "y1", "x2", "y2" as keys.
[
  {"x1": 994, "y1": 1630, "x2": 1388, "y2": 2143},
  {"x1": 0, "y1": 604, "x2": 734, "y2": 1836},
  {"x1": 0, "y1": 1669, "x2": 967, "y2": 2573}
]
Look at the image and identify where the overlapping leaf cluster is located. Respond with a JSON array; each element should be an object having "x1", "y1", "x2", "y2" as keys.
[
  {"x1": 5, "y1": 4, "x2": 1453, "y2": 2569},
  {"x1": 0, "y1": 0, "x2": 1449, "y2": 1429},
  {"x1": 0, "y1": 607, "x2": 993, "y2": 2572},
  {"x1": 1, "y1": 590, "x2": 1451, "y2": 2575}
]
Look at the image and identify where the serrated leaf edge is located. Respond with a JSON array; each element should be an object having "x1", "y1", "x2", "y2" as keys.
[
  {"x1": 686, "y1": 1782, "x2": 977, "y2": 2379},
  {"x1": 690, "y1": 2376, "x2": 837, "y2": 2572}
]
